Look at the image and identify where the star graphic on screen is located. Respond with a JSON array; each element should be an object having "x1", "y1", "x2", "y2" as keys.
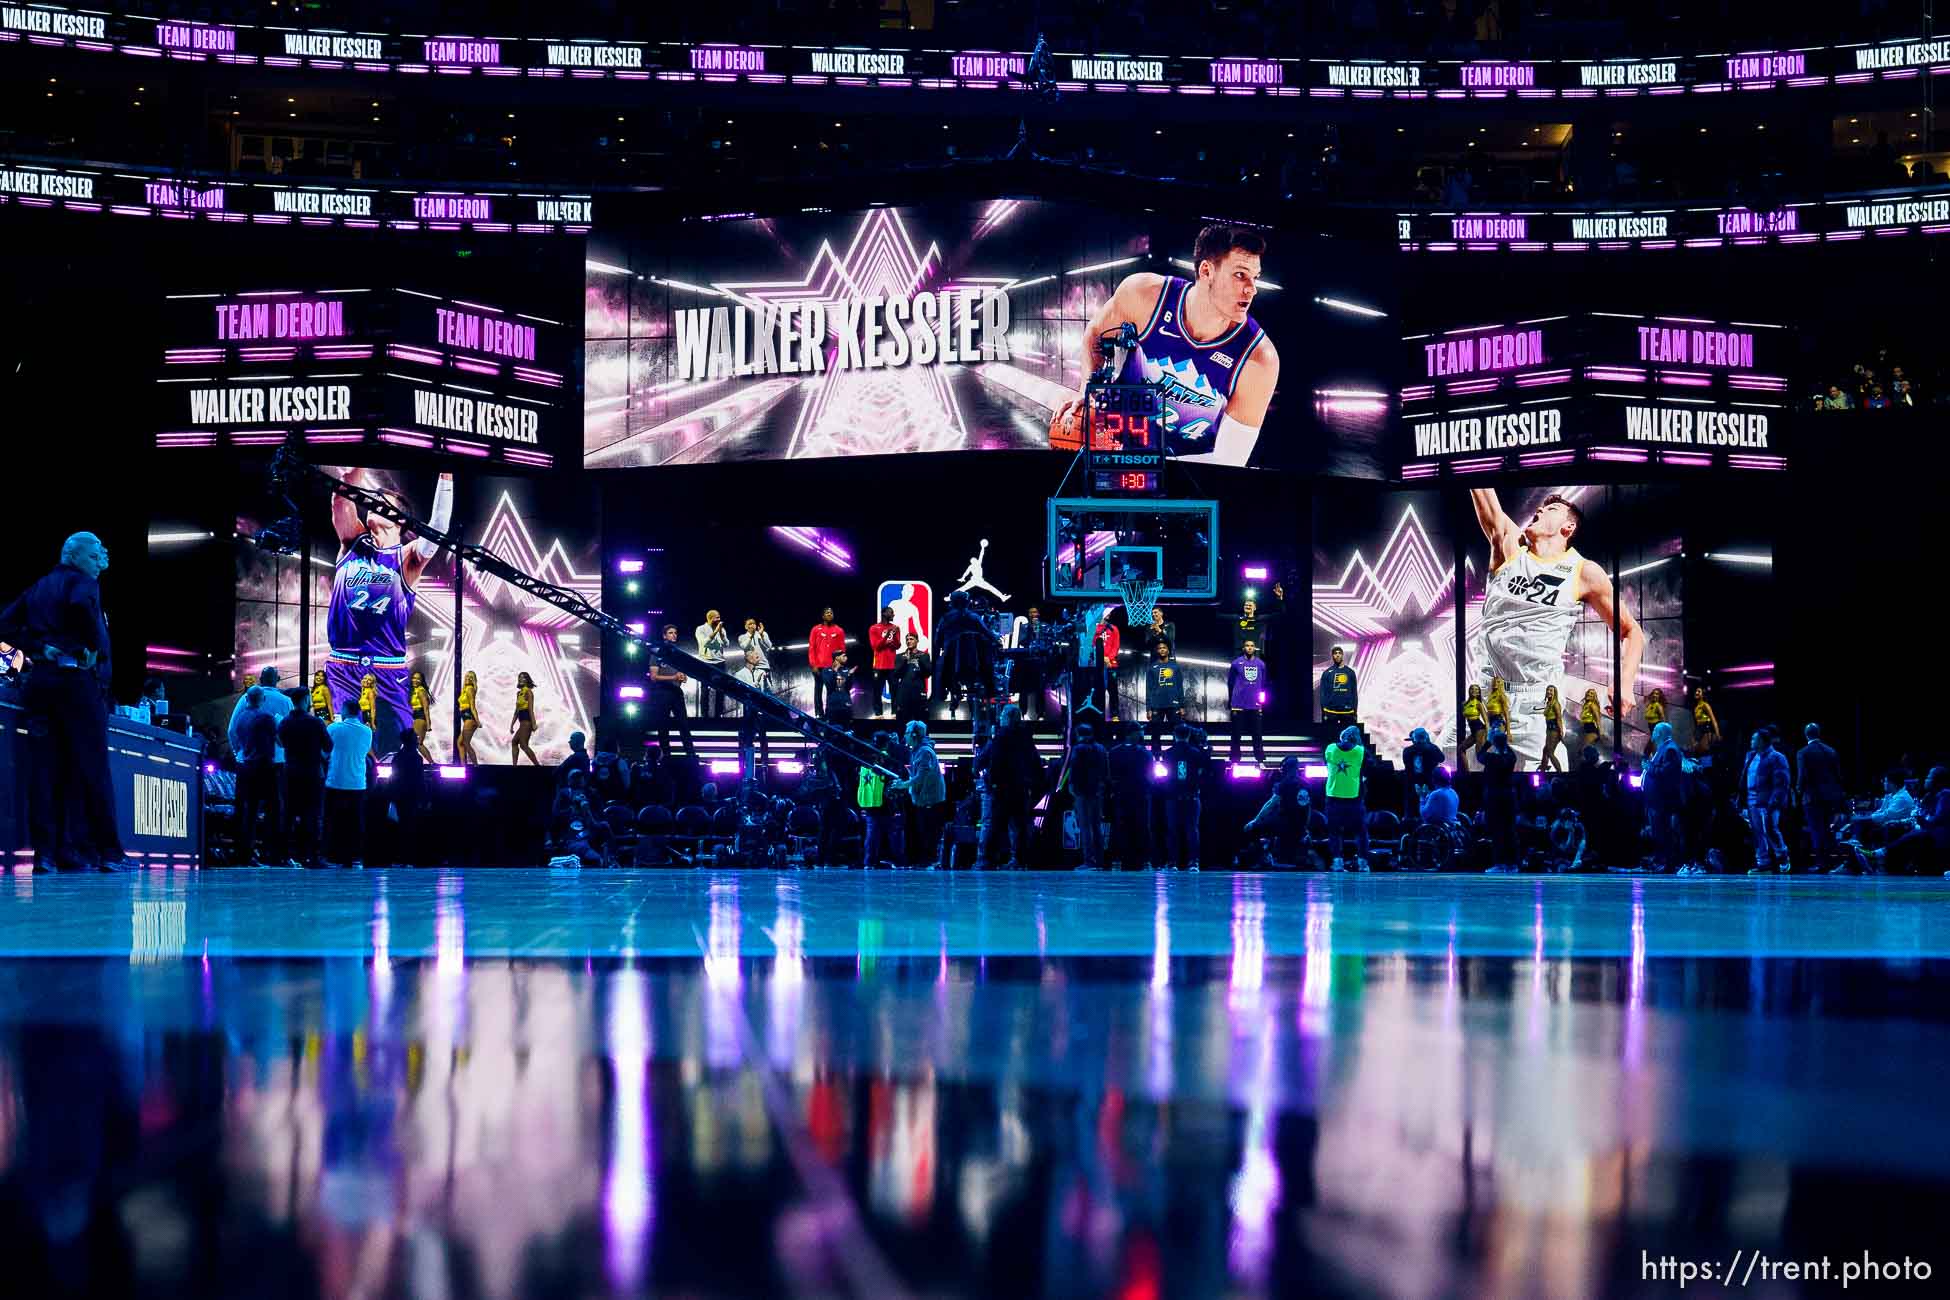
[
  {"x1": 712, "y1": 207, "x2": 1011, "y2": 458},
  {"x1": 1312, "y1": 504, "x2": 1459, "y2": 752},
  {"x1": 414, "y1": 489, "x2": 602, "y2": 764}
]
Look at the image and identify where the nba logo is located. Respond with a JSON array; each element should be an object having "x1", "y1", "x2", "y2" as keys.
[{"x1": 877, "y1": 580, "x2": 932, "y2": 653}]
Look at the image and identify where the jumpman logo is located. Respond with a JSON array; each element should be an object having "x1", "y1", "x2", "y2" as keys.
[{"x1": 953, "y1": 537, "x2": 1010, "y2": 604}]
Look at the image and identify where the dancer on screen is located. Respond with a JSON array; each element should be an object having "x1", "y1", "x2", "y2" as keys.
[
  {"x1": 1050, "y1": 224, "x2": 1281, "y2": 466},
  {"x1": 1468, "y1": 488, "x2": 1645, "y2": 768},
  {"x1": 325, "y1": 468, "x2": 452, "y2": 752}
]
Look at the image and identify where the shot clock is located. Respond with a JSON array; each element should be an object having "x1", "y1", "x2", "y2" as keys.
[{"x1": 1083, "y1": 383, "x2": 1167, "y2": 496}]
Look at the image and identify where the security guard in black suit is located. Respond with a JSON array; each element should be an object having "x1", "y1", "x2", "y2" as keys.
[{"x1": 0, "y1": 532, "x2": 126, "y2": 872}]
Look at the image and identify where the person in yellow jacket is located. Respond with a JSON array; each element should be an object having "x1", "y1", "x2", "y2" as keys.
[
  {"x1": 511, "y1": 671, "x2": 540, "y2": 766},
  {"x1": 358, "y1": 673, "x2": 378, "y2": 730},
  {"x1": 309, "y1": 669, "x2": 333, "y2": 721},
  {"x1": 409, "y1": 670, "x2": 434, "y2": 762},
  {"x1": 456, "y1": 670, "x2": 479, "y2": 765},
  {"x1": 1539, "y1": 684, "x2": 1565, "y2": 772}
]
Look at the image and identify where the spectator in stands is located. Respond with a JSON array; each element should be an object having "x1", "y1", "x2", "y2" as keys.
[
  {"x1": 325, "y1": 703, "x2": 373, "y2": 867},
  {"x1": 1644, "y1": 722, "x2": 1696, "y2": 874},
  {"x1": 1108, "y1": 721, "x2": 1154, "y2": 871},
  {"x1": 1161, "y1": 723, "x2": 1209, "y2": 872},
  {"x1": 1884, "y1": 767, "x2": 1950, "y2": 875},
  {"x1": 1402, "y1": 726, "x2": 1445, "y2": 818},
  {"x1": 1867, "y1": 384, "x2": 1890, "y2": 410},
  {"x1": 591, "y1": 744, "x2": 632, "y2": 806},
  {"x1": 980, "y1": 704, "x2": 1042, "y2": 868},
  {"x1": 278, "y1": 695, "x2": 331, "y2": 869},
  {"x1": 1832, "y1": 770, "x2": 1922, "y2": 872},
  {"x1": 1743, "y1": 729, "x2": 1792, "y2": 873},
  {"x1": 1243, "y1": 755, "x2": 1311, "y2": 868},
  {"x1": 1480, "y1": 722, "x2": 1520, "y2": 873},
  {"x1": 390, "y1": 738, "x2": 426, "y2": 866},
  {"x1": 1796, "y1": 723, "x2": 1845, "y2": 871},
  {"x1": 559, "y1": 730, "x2": 589, "y2": 784},
  {"x1": 1824, "y1": 384, "x2": 1854, "y2": 411},
  {"x1": 1324, "y1": 724, "x2": 1368, "y2": 872},
  {"x1": 230, "y1": 686, "x2": 285, "y2": 867},
  {"x1": 890, "y1": 720, "x2": 947, "y2": 868},
  {"x1": 1067, "y1": 722, "x2": 1110, "y2": 869},
  {"x1": 858, "y1": 735, "x2": 898, "y2": 869},
  {"x1": 1547, "y1": 807, "x2": 1587, "y2": 872}
]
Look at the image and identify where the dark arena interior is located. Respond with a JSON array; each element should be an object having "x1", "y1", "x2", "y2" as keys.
[{"x1": 6, "y1": 2, "x2": 1950, "y2": 1295}]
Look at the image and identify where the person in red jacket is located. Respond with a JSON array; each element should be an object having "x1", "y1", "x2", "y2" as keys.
[
  {"x1": 867, "y1": 605, "x2": 901, "y2": 718},
  {"x1": 808, "y1": 606, "x2": 847, "y2": 717}
]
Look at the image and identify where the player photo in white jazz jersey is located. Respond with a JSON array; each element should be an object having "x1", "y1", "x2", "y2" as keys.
[
  {"x1": 1467, "y1": 489, "x2": 1645, "y2": 766},
  {"x1": 1475, "y1": 545, "x2": 1586, "y2": 687}
]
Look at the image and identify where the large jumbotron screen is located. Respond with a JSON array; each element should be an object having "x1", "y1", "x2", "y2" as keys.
[{"x1": 584, "y1": 200, "x2": 1322, "y2": 469}]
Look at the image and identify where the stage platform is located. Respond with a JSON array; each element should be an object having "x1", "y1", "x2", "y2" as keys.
[{"x1": 0, "y1": 870, "x2": 1946, "y2": 1296}]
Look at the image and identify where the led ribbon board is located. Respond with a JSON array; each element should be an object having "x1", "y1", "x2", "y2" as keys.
[
  {"x1": 0, "y1": 160, "x2": 591, "y2": 232},
  {"x1": 1, "y1": 7, "x2": 1941, "y2": 95},
  {"x1": 1396, "y1": 192, "x2": 1950, "y2": 250}
]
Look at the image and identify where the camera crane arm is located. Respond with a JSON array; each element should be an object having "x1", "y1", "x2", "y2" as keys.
[{"x1": 261, "y1": 444, "x2": 901, "y2": 781}]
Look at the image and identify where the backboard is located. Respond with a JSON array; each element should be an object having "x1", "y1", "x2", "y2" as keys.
[{"x1": 1045, "y1": 498, "x2": 1220, "y2": 602}]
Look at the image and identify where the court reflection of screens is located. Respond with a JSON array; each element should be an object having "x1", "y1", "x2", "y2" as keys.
[{"x1": 584, "y1": 201, "x2": 1292, "y2": 468}]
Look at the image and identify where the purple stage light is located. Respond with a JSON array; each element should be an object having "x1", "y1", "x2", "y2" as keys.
[
  {"x1": 617, "y1": 558, "x2": 644, "y2": 574},
  {"x1": 1628, "y1": 773, "x2": 1645, "y2": 789},
  {"x1": 1229, "y1": 764, "x2": 1262, "y2": 780},
  {"x1": 1242, "y1": 565, "x2": 1269, "y2": 581},
  {"x1": 376, "y1": 764, "x2": 394, "y2": 780},
  {"x1": 1151, "y1": 761, "x2": 1168, "y2": 780},
  {"x1": 775, "y1": 760, "x2": 806, "y2": 775},
  {"x1": 617, "y1": 685, "x2": 645, "y2": 700},
  {"x1": 438, "y1": 766, "x2": 467, "y2": 780},
  {"x1": 709, "y1": 759, "x2": 742, "y2": 775},
  {"x1": 1304, "y1": 764, "x2": 1329, "y2": 779},
  {"x1": 626, "y1": 622, "x2": 646, "y2": 636},
  {"x1": 202, "y1": 762, "x2": 217, "y2": 775}
]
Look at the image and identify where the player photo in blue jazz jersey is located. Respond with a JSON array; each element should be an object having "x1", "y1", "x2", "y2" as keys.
[
  {"x1": 323, "y1": 468, "x2": 451, "y2": 751},
  {"x1": 1051, "y1": 224, "x2": 1281, "y2": 467}
]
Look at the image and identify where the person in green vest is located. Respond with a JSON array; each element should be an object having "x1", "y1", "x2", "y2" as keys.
[
  {"x1": 1324, "y1": 725, "x2": 1369, "y2": 871},
  {"x1": 858, "y1": 734, "x2": 898, "y2": 869}
]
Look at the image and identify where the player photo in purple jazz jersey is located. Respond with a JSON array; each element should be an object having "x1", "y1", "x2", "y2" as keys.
[
  {"x1": 1117, "y1": 276, "x2": 1269, "y2": 458},
  {"x1": 328, "y1": 535, "x2": 416, "y2": 659}
]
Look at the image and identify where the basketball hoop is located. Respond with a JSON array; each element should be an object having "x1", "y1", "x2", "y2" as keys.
[{"x1": 1117, "y1": 573, "x2": 1163, "y2": 627}]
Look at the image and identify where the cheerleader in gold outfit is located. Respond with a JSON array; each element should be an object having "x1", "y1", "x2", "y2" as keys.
[
  {"x1": 456, "y1": 670, "x2": 480, "y2": 765},
  {"x1": 511, "y1": 671, "x2": 540, "y2": 766},
  {"x1": 409, "y1": 670, "x2": 435, "y2": 762},
  {"x1": 1538, "y1": 684, "x2": 1565, "y2": 772},
  {"x1": 1641, "y1": 688, "x2": 1668, "y2": 759},
  {"x1": 1690, "y1": 686, "x2": 1721, "y2": 757},
  {"x1": 1460, "y1": 683, "x2": 1487, "y2": 770},
  {"x1": 309, "y1": 669, "x2": 332, "y2": 721},
  {"x1": 359, "y1": 673, "x2": 378, "y2": 730},
  {"x1": 1579, "y1": 688, "x2": 1603, "y2": 751}
]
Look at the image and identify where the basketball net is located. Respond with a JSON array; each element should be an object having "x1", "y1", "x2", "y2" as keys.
[{"x1": 1117, "y1": 574, "x2": 1163, "y2": 628}]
